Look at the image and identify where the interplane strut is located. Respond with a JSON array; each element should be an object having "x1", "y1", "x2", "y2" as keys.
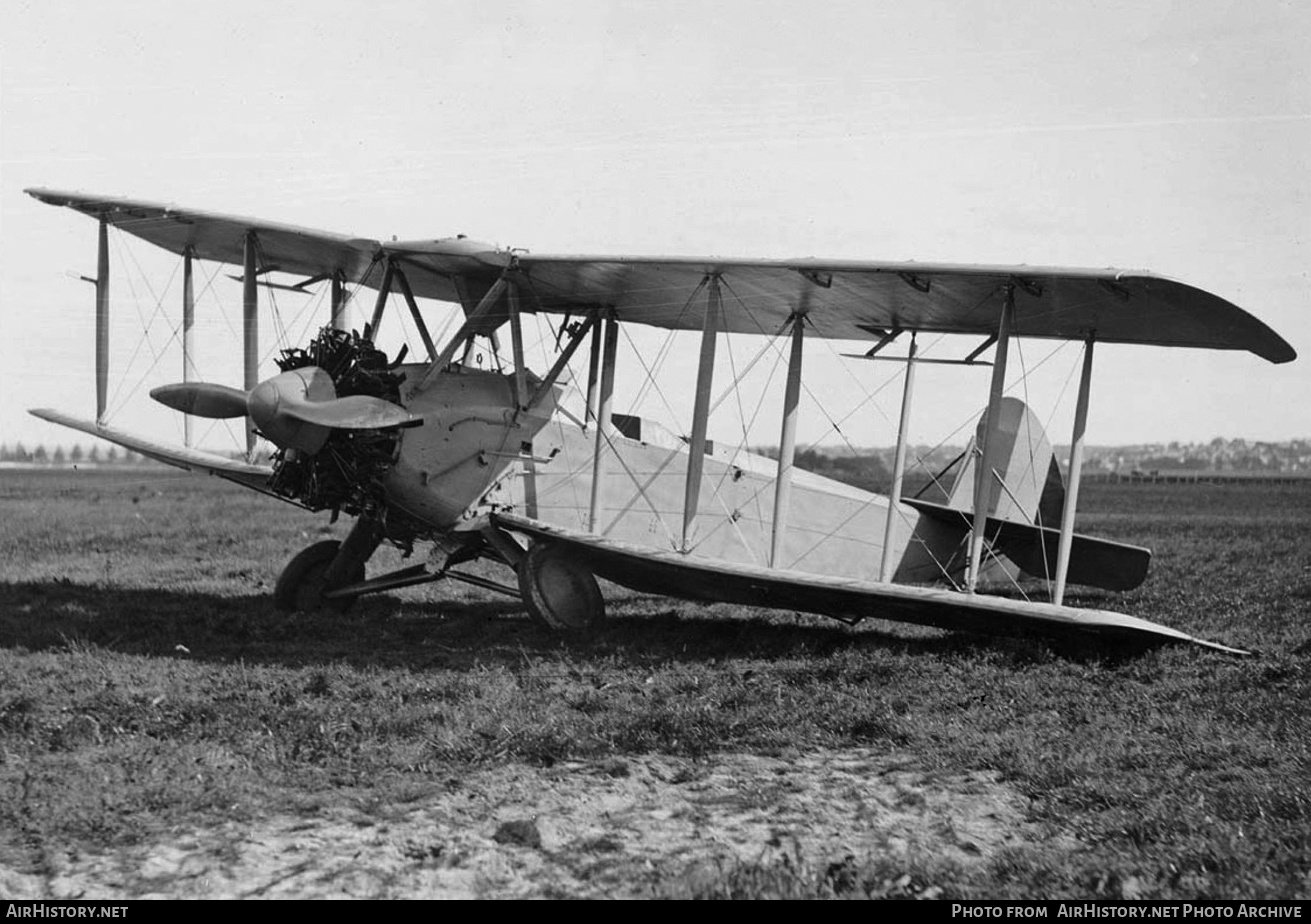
[
  {"x1": 681, "y1": 276, "x2": 722, "y2": 549},
  {"x1": 1053, "y1": 335, "x2": 1095, "y2": 605},
  {"x1": 967, "y1": 285, "x2": 1015, "y2": 591}
]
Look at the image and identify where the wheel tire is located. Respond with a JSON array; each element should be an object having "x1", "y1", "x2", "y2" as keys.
[
  {"x1": 517, "y1": 542, "x2": 605, "y2": 636},
  {"x1": 273, "y1": 540, "x2": 365, "y2": 613}
]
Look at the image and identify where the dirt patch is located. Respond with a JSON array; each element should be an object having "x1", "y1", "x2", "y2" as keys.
[{"x1": 2, "y1": 749, "x2": 1060, "y2": 899}]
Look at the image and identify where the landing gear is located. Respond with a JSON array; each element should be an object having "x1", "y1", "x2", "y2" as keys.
[
  {"x1": 517, "y1": 542, "x2": 605, "y2": 635},
  {"x1": 274, "y1": 540, "x2": 364, "y2": 612},
  {"x1": 274, "y1": 515, "x2": 381, "y2": 613},
  {"x1": 273, "y1": 521, "x2": 605, "y2": 634}
]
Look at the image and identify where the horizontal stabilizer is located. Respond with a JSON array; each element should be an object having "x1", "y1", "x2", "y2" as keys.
[{"x1": 905, "y1": 498, "x2": 1150, "y2": 591}]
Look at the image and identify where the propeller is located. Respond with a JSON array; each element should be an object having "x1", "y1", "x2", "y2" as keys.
[
  {"x1": 150, "y1": 366, "x2": 421, "y2": 454},
  {"x1": 150, "y1": 382, "x2": 248, "y2": 419}
]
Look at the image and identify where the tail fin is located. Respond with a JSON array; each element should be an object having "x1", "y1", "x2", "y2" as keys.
[
  {"x1": 946, "y1": 397, "x2": 1063, "y2": 527},
  {"x1": 907, "y1": 396, "x2": 1149, "y2": 591}
]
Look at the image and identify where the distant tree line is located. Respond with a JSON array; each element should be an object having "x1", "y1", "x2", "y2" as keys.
[
  {"x1": 0, "y1": 443, "x2": 147, "y2": 465},
  {"x1": 793, "y1": 447, "x2": 893, "y2": 494},
  {"x1": 1084, "y1": 436, "x2": 1311, "y2": 474}
]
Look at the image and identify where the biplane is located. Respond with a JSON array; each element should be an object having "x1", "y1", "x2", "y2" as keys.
[{"x1": 23, "y1": 188, "x2": 1297, "y2": 654}]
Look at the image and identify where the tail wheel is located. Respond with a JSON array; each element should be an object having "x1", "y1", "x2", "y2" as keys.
[
  {"x1": 517, "y1": 542, "x2": 605, "y2": 635},
  {"x1": 274, "y1": 540, "x2": 365, "y2": 613}
]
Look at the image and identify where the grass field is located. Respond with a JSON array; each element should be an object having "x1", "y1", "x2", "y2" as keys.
[{"x1": 1, "y1": 469, "x2": 1308, "y2": 898}]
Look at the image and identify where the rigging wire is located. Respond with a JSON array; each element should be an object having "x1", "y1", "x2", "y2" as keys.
[
  {"x1": 627, "y1": 277, "x2": 709, "y2": 416},
  {"x1": 707, "y1": 328, "x2": 767, "y2": 557},
  {"x1": 616, "y1": 323, "x2": 686, "y2": 435},
  {"x1": 104, "y1": 227, "x2": 178, "y2": 419}
]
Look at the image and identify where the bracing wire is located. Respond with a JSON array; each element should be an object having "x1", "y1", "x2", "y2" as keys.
[{"x1": 104, "y1": 227, "x2": 179, "y2": 419}]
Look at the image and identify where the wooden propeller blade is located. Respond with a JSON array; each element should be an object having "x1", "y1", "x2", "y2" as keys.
[
  {"x1": 278, "y1": 394, "x2": 422, "y2": 430},
  {"x1": 154, "y1": 367, "x2": 420, "y2": 456},
  {"x1": 150, "y1": 382, "x2": 249, "y2": 418}
]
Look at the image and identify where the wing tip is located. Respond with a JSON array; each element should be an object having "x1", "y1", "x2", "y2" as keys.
[
  {"x1": 25, "y1": 187, "x2": 72, "y2": 207},
  {"x1": 1262, "y1": 341, "x2": 1298, "y2": 365},
  {"x1": 29, "y1": 406, "x2": 76, "y2": 424}
]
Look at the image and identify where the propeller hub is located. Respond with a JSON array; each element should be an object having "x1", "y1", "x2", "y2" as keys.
[{"x1": 248, "y1": 367, "x2": 336, "y2": 454}]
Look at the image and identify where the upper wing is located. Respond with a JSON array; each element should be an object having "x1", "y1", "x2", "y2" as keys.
[
  {"x1": 26, "y1": 187, "x2": 396, "y2": 291},
  {"x1": 510, "y1": 255, "x2": 1295, "y2": 363},
  {"x1": 493, "y1": 513, "x2": 1247, "y2": 654},
  {"x1": 28, "y1": 188, "x2": 1294, "y2": 362}
]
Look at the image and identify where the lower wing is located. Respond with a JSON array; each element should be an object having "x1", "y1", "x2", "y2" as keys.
[
  {"x1": 29, "y1": 408, "x2": 278, "y2": 498},
  {"x1": 492, "y1": 512, "x2": 1245, "y2": 655}
]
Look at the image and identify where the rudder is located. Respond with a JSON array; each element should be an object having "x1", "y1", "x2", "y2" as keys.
[{"x1": 946, "y1": 397, "x2": 1063, "y2": 527}]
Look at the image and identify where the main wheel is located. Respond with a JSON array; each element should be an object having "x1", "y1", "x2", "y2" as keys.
[
  {"x1": 274, "y1": 540, "x2": 366, "y2": 613},
  {"x1": 517, "y1": 542, "x2": 605, "y2": 635}
]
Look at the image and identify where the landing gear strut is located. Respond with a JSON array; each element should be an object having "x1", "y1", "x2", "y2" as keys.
[
  {"x1": 273, "y1": 520, "x2": 606, "y2": 636},
  {"x1": 274, "y1": 515, "x2": 381, "y2": 612}
]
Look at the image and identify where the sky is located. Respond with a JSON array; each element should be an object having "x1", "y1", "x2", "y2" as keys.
[{"x1": 2, "y1": 0, "x2": 1308, "y2": 456}]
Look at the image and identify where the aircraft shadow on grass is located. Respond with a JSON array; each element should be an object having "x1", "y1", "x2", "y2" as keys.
[{"x1": 0, "y1": 578, "x2": 1157, "y2": 673}]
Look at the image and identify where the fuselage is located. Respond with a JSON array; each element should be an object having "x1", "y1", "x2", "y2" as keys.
[{"x1": 383, "y1": 364, "x2": 959, "y2": 584}]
